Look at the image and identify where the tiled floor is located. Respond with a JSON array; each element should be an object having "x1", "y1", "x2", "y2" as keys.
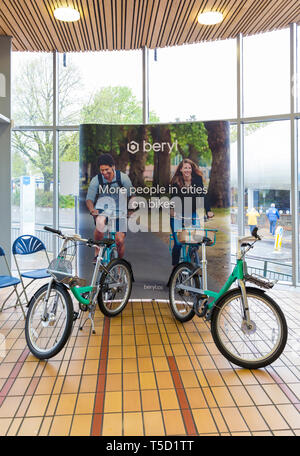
[{"x1": 0, "y1": 281, "x2": 300, "y2": 436}]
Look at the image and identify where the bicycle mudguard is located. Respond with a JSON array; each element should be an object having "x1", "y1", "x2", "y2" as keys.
[
  {"x1": 166, "y1": 262, "x2": 201, "y2": 288},
  {"x1": 206, "y1": 286, "x2": 266, "y2": 321},
  {"x1": 26, "y1": 281, "x2": 69, "y2": 307},
  {"x1": 121, "y1": 259, "x2": 135, "y2": 282}
]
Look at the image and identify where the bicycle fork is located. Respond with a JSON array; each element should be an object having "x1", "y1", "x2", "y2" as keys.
[{"x1": 238, "y1": 280, "x2": 254, "y2": 331}]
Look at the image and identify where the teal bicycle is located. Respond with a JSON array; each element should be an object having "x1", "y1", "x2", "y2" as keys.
[
  {"x1": 25, "y1": 226, "x2": 133, "y2": 360},
  {"x1": 168, "y1": 227, "x2": 288, "y2": 369}
]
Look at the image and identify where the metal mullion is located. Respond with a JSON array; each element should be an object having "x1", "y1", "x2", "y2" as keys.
[
  {"x1": 53, "y1": 50, "x2": 59, "y2": 256},
  {"x1": 290, "y1": 23, "x2": 298, "y2": 286},
  {"x1": 237, "y1": 33, "x2": 244, "y2": 237},
  {"x1": 142, "y1": 46, "x2": 149, "y2": 124}
]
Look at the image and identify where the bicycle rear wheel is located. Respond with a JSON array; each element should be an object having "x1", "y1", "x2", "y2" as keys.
[
  {"x1": 168, "y1": 262, "x2": 201, "y2": 322},
  {"x1": 211, "y1": 288, "x2": 288, "y2": 369},
  {"x1": 97, "y1": 259, "x2": 132, "y2": 317},
  {"x1": 25, "y1": 283, "x2": 74, "y2": 360}
]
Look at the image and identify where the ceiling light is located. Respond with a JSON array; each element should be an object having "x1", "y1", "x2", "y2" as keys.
[
  {"x1": 54, "y1": 7, "x2": 80, "y2": 22},
  {"x1": 198, "y1": 11, "x2": 223, "y2": 25}
]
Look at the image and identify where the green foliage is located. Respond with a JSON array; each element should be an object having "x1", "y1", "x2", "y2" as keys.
[
  {"x1": 35, "y1": 190, "x2": 75, "y2": 208},
  {"x1": 230, "y1": 123, "x2": 268, "y2": 143}
]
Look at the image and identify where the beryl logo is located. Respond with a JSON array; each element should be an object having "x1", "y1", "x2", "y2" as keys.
[
  {"x1": 127, "y1": 141, "x2": 140, "y2": 154},
  {"x1": 127, "y1": 140, "x2": 178, "y2": 154}
]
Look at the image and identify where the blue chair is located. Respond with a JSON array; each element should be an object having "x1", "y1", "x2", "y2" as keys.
[
  {"x1": 12, "y1": 235, "x2": 51, "y2": 308},
  {"x1": 0, "y1": 246, "x2": 25, "y2": 318}
]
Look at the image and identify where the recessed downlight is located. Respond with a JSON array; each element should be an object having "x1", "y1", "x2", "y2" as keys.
[
  {"x1": 54, "y1": 7, "x2": 80, "y2": 22},
  {"x1": 198, "y1": 11, "x2": 223, "y2": 25}
]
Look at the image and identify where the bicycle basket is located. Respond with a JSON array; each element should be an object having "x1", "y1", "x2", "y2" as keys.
[{"x1": 48, "y1": 257, "x2": 73, "y2": 282}]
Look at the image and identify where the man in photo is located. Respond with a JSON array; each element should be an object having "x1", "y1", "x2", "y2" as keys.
[{"x1": 86, "y1": 153, "x2": 133, "y2": 262}]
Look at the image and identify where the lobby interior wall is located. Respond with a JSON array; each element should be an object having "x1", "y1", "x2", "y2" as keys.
[{"x1": 0, "y1": 36, "x2": 11, "y2": 273}]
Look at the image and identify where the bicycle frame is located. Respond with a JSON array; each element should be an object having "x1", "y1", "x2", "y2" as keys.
[{"x1": 175, "y1": 241, "x2": 245, "y2": 311}]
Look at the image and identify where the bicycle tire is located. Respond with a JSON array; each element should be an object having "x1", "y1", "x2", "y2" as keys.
[
  {"x1": 25, "y1": 283, "x2": 74, "y2": 360},
  {"x1": 97, "y1": 259, "x2": 132, "y2": 317},
  {"x1": 188, "y1": 246, "x2": 200, "y2": 266},
  {"x1": 210, "y1": 287, "x2": 288, "y2": 369},
  {"x1": 168, "y1": 262, "x2": 201, "y2": 322}
]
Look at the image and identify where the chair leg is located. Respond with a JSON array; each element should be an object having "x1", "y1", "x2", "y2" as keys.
[{"x1": 0, "y1": 285, "x2": 26, "y2": 319}]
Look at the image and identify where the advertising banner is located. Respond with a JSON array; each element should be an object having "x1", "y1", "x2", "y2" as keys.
[{"x1": 79, "y1": 121, "x2": 231, "y2": 299}]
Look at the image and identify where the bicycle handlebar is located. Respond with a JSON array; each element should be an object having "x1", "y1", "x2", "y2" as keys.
[{"x1": 44, "y1": 226, "x2": 62, "y2": 236}]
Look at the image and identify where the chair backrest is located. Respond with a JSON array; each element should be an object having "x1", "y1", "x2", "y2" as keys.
[
  {"x1": 12, "y1": 235, "x2": 46, "y2": 255},
  {"x1": 0, "y1": 246, "x2": 5, "y2": 257}
]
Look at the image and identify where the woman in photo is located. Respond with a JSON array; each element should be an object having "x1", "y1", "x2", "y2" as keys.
[{"x1": 170, "y1": 158, "x2": 214, "y2": 265}]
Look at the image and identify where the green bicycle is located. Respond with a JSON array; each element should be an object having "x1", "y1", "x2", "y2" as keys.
[
  {"x1": 25, "y1": 226, "x2": 133, "y2": 360},
  {"x1": 168, "y1": 227, "x2": 288, "y2": 369}
]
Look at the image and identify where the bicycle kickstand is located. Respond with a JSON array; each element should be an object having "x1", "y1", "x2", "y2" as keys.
[{"x1": 79, "y1": 308, "x2": 96, "y2": 334}]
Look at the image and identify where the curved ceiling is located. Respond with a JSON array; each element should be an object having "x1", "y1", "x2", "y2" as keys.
[{"x1": 0, "y1": 0, "x2": 299, "y2": 52}]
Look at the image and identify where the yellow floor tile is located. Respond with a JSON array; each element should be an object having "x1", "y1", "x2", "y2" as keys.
[
  {"x1": 122, "y1": 345, "x2": 137, "y2": 358},
  {"x1": 220, "y1": 407, "x2": 249, "y2": 433},
  {"x1": 108, "y1": 346, "x2": 122, "y2": 358},
  {"x1": 136, "y1": 345, "x2": 151, "y2": 357},
  {"x1": 211, "y1": 408, "x2": 229, "y2": 433},
  {"x1": 83, "y1": 359, "x2": 100, "y2": 375},
  {"x1": 150, "y1": 345, "x2": 166, "y2": 357},
  {"x1": 104, "y1": 391, "x2": 122, "y2": 413},
  {"x1": 276, "y1": 404, "x2": 300, "y2": 429},
  {"x1": 79, "y1": 375, "x2": 98, "y2": 393},
  {"x1": 45, "y1": 395, "x2": 59, "y2": 416},
  {"x1": 38, "y1": 417, "x2": 52, "y2": 436},
  {"x1": 107, "y1": 358, "x2": 122, "y2": 374},
  {"x1": 70, "y1": 414, "x2": 93, "y2": 436},
  {"x1": 66, "y1": 360, "x2": 84, "y2": 376},
  {"x1": 185, "y1": 388, "x2": 207, "y2": 409},
  {"x1": 192, "y1": 408, "x2": 218, "y2": 434},
  {"x1": 105, "y1": 373, "x2": 122, "y2": 392},
  {"x1": 7, "y1": 377, "x2": 31, "y2": 396},
  {"x1": 75, "y1": 393, "x2": 95, "y2": 414},
  {"x1": 49, "y1": 415, "x2": 72, "y2": 436},
  {"x1": 258, "y1": 405, "x2": 290, "y2": 430},
  {"x1": 26, "y1": 395, "x2": 50, "y2": 417},
  {"x1": 139, "y1": 372, "x2": 157, "y2": 390},
  {"x1": 163, "y1": 410, "x2": 186, "y2": 435},
  {"x1": 17, "y1": 417, "x2": 43, "y2": 436},
  {"x1": 34, "y1": 377, "x2": 56, "y2": 395},
  {"x1": 144, "y1": 411, "x2": 165, "y2": 436},
  {"x1": 0, "y1": 396, "x2": 23, "y2": 418},
  {"x1": 124, "y1": 412, "x2": 144, "y2": 436},
  {"x1": 138, "y1": 357, "x2": 153, "y2": 372},
  {"x1": 141, "y1": 389, "x2": 160, "y2": 411},
  {"x1": 102, "y1": 412, "x2": 122, "y2": 436},
  {"x1": 62, "y1": 375, "x2": 81, "y2": 394},
  {"x1": 55, "y1": 393, "x2": 77, "y2": 415},
  {"x1": 180, "y1": 370, "x2": 200, "y2": 388},
  {"x1": 239, "y1": 406, "x2": 269, "y2": 431},
  {"x1": 228, "y1": 386, "x2": 254, "y2": 407},
  {"x1": 123, "y1": 373, "x2": 140, "y2": 391},
  {"x1": 123, "y1": 390, "x2": 141, "y2": 412},
  {"x1": 123, "y1": 358, "x2": 138, "y2": 373},
  {"x1": 159, "y1": 389, "x2": 180, "y2": 410},
  {"x1": 0, "y1": 418, "x2": 12, "y2": 436},
  {"x1": 152, "y1": 356, "x2": 169, "y2": 371},
  {"x1": 155, "y1": 371, "x2": 174, "y2": 389},
  {"x1": 205, "y1": 370, "x2": 225, "y2": 387},
  {"x1": 262, "y1": 384, "x2": 291, "y2": 404}
]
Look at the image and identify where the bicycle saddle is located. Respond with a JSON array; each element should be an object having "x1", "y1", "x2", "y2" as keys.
[
  {"x1": 89, "y1": 238, "x2": 115, "y2": 247},
  {"x1": 193, "y1": 235, "x2": 214, "y2": 246}
]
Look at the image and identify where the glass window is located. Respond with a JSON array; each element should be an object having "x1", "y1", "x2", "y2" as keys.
[
  {"x1": 230, "y1": 123, "x2": 239, "y2": 257},
  {"x1": 11, "y1": 53, "x2": 53, "y2": 126},
  {"x1": 149, "y1": 39, "x2": 237, "y2": 123},
  {"x1": 243, "y1": 29, "x2": 290, "y2": 117},
  {"x1": 243, "y1": 120, "x2": 291, "y2": 282},
  {"x1": 59, "y1": 131, "x2": 79, "y2": 235},
  {"x1": 58, "y1": 50, "x2": 143, "y2": 125},
  {"x1": 11, "y1": 130, "x2": 54, "y2": 268}
]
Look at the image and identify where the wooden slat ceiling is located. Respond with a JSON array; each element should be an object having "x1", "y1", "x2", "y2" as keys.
[{"x1": 0, "y1": 0, "x2": 299, "y2": 52}]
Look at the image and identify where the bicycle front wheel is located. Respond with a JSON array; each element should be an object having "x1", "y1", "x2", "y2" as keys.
[
  {"x1": 211, "y1": 288, "x2": 288, "y2": 369},
  {"x1": 98, "y1": 259, "x2": 132, "y2": 317},
  {"x1": 168, "y1": 262, "x2": 201, "y2": 322},
  {"x1": 25, "y1": 283, "x2": 74, "y2": 360}
]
